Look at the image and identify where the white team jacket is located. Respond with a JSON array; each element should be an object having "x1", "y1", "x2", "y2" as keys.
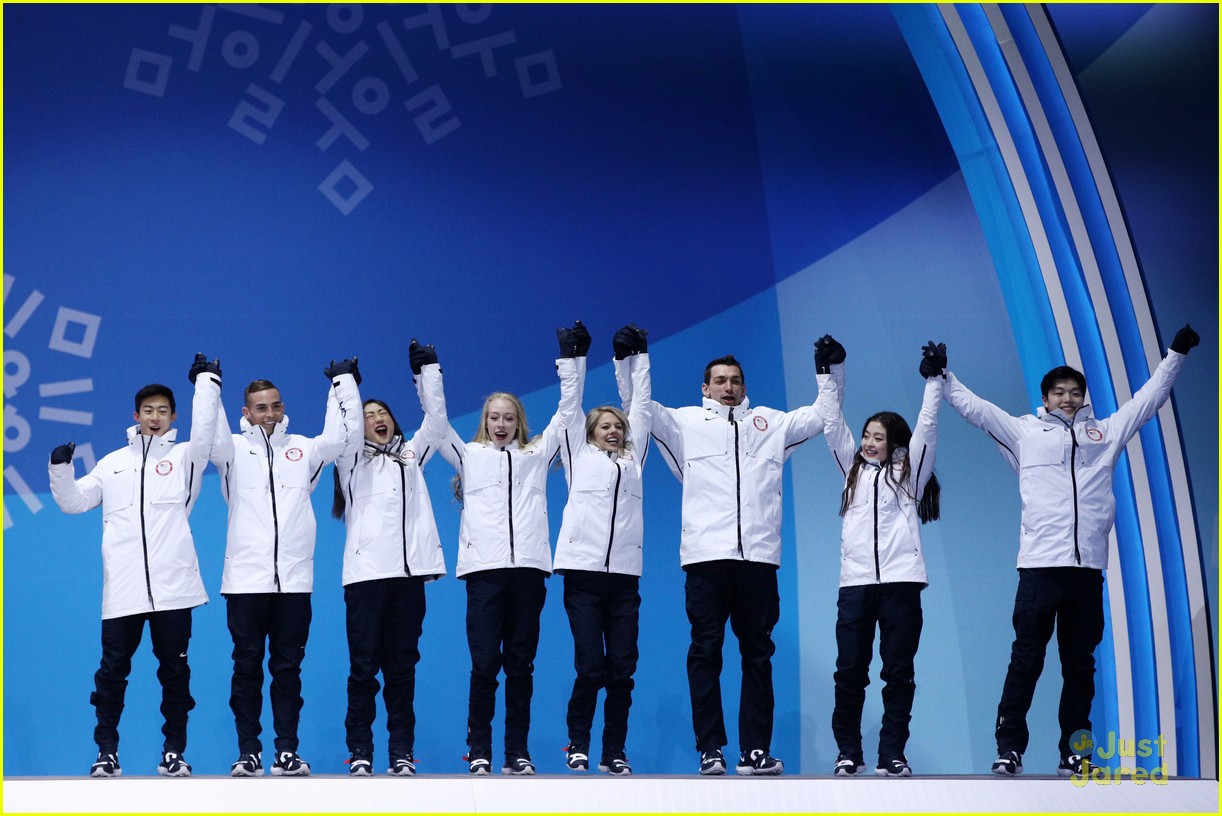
[
  {"x1": 943, "y1": 350, "x2": 1186, "y2": 570},
  {"x1": 48, "y1": 372, "x2": 221, "y2": 619},
  {"x1": 335, "y1": 363, "x2": 447, "y2": 586},
  {"x1": 437, "y1": 357, "x2": 583, "y2": 578},
  {"x1": 212, "y1": 372, "x2": 361, "y2": 594},
  {"x1": 819, "y1": 372, "x2": 941, "y2": 587},
  {"x1": 554, "y1": 353, "x2": 653, "y2": 576},
  {"x1": 650, "y1": 377, "x2": 826, "y2": 568}
]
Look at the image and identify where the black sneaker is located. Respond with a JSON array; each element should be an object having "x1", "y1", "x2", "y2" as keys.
[
  {"x1": 736, "y1": 748, "x2": 784, "y2": 776},
  {"x1": 157, "y1": 750, "x2": 192, "y2": 777},
  {"x1": 388, "y1": 752, "x2": 417, "y2": 777},
  {"x1": 1057, "y1": 753, "x2": 1087, "y2": 778},
  {"x1": 502, "y1": 753, "x2": 536, "y2": 775},
  {"x1": 270, "y1": 750, "x2": 311, "y2": 776},
  {"x1": 598, "y1": 751, "x2": 632, "y2": 776},
  {"x1": 347, "y1": 752, "x2": 373, "y2": 777},
  {"x1": 699, "y1": 748, "x2": 726, "y2": 775},
  {"x1": 231, "y1": 751, "x2": 263, "y2": 777},
  {"x1": 875, "y1": 757, "x2": 912, "y2": 777},
  {"x1": 90, "y1": 751, "x2": 121, "y2": 778},
  {"x1": 466, "y1": 747, "x2": 492, "y2": 776},
  {"x1": 992, "y1": 750, "x2": 1023, "y2": 776},
  {"x1": 565, "y1": 743, "x2": 590, "y2": 772},
  {"x1": 834, "y1": 752, "x2": 865, "y2": 777}
]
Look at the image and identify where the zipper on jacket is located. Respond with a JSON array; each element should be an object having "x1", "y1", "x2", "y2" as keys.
[
  {"x1": 603, "y1": 461, "x2": 623, "y2": 570},
  {"x1": 399, "y1": 461, "x2": 412, "y2": 576},
  {"x1": 872, "y1": 468, "x2": 881, "y2": 583},
  {"x1": 263, "y1": 431, "x2": 281, "y2": 591},
  {"x1": 138, "y1": 436, "x2": 156, "y2": 610},
  {"x1": 730, "y1": 408, "x2": 743, "y2": 558},
  {"x1": 505, "y1": 449, "x2": 515, "y2": 564},
  {"x1": 1068, "y1": 422, "x2": 1081, "y2": 565}
]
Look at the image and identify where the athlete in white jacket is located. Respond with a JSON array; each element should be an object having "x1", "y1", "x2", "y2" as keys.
[
  {"x1": 211, "y1": 360, "x2": 362, "y2": 778},
  {"x1": 330, "y1": 342, "x2": 447, "y2": 777},
  {"x1": 817, "y1": 337, "x2": 945, "y2": 779},
  {"x1": 48, "y1": 354, "x2": 221, "y2": 779},
  {"x1": 554, "y1": 325, "x2": 651, "y2": 776},
  {"x1": 944, "y1": 324, "x2": 1199, "y2": 778},
  {"x1": 649, "y1": 347, "x2": 827, "y2": 776},
  {"x1": 436, "y1": 323, "x2": 585, "y2": 776}
]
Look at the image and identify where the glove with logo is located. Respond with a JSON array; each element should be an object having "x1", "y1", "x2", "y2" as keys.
[
  {"x1": 409, "y1": 338, "x2": 439, "y2": 375},
  {"x1": 813, "y1": 334, "x2": 846, "y2": 375},
  {"x1": 325, "y1": 358, "x2": 362, "y2": 386},
  {"x1": 188, "y1": 352, "x2": 222, "y2": 384},
  {"x1": 557, "y1": 320, "x2": 592, "y2": 358}
]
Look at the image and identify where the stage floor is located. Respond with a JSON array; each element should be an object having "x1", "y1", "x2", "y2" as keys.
[{"x1": 3, "y1": 774, "x2": 1217, "y2": 813}]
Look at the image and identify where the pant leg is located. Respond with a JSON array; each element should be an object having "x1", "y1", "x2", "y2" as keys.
[
  {"x1": 684, "y1": 561, "x2": 731, "y2": 752},
  {"x1": 92, "y1": 614, "x2": 146, "y2": 752},
  {"x1": 729, "y1": 561, "x2": 780, "y2": 753},
  {"x1": 502, "y1": 568, "x2": 547, "y2": 756},
  {"x1": 267, "y1": 592, "x2": 312, "y2": 754},
  {"x1": 1055, "y1": 569, "x2": 1105, "y2": 758},
  {"x1": 226, "y1": 594, "x2": 269, "y2": 755},
  {"x1": 148, "y1": 607, "x2": 195, "y2": 754},
  {"x1": 876, "y1": 583, "x2": 923, "y2": 761},
  {"x1": 465, "y1": 571, "x2": 507, "y2": 752},
  {"x1": 601, "y1": 573, "x2": 640, "y2": 755},
  {"x1": 563, "y1": 571, "x2": 608, "y2": 748},
  {"x1": 831, "y1": 585, "x2": 877, "y2": 758},
  {"x1": 381, "y1": 577, "x2": 426, "y2": 756},
  {"x1": 344, "y1": 580, "x2": 385, "y2": 754},
  {"x1": 995, "y1": 569, "x2": 1061, "y2": 755}
]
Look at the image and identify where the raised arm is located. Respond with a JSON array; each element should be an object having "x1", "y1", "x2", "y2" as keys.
[
  {"x1": 538, "y1": 320, "x2": 589, "y2": 461},
  {"x1": 817, "y1": 370, "x2": 857, "y2": 479},
  {"x1": 909, "y1": 342, "x2": 947, "y2": 495},
  {"x1": 1103, "y1": 325, "x2": 1196, "y2": 447},
  {"x1": 314, "y1": 358, "x2": 363, "y2": 470},
  {"x1": 942, "y1": 369, "x2": 1026, "y2": 466},
  {"x1": 48, "y1": 442, "x2": 101, "y2": 514},
  {"x1": 611, "y1": 324, "x2": 653, "y2": 460},
  {"x1": 780, "y1": 337, "x2": 841, "y2": 447},
  {"x1": 408, "y1": 339, "x2": 447, "y2": 467},
  {"x1": 186, "y1": 353, "x2": 223, "y2": 470}
]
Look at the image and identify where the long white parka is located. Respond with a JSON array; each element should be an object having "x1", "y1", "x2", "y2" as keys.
[
  {"x1": 49, "y1": 372, "x2": 221, "y2": 619},
  {"x1": 212, "y1": 372, "x2": 361, "y2": 594},
  {"x1": 334, "y1": 363, "x2": 448, "y2": 585},
  {"x1": 943, "y1": 349, "x2": 1186, "y2": 570},
  {"x1": 437, "y1": 357, "x2": 583, "y2": 578},
  {"x1": 650, "y1": 371, "x2": 826, "y2": 568},
  {"x1": 819, "y1": 370, "x2": 942, "y2": 587},
  {"x1": 553, "y1": 353, "x2": 653, "y2": 576}
]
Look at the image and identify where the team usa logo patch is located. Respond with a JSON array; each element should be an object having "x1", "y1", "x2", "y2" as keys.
[
  {"x1": 1085, "y1": 428, "x2": 1104, "y2": 442},
  {"x1": 285, "y1": 447, "x2": 304, "y2": 462},
  {"x1": 753, "y1": 416, "x2": 769, "y2": 432},
  {"x1": 154, "y1": 460, "x2": 173, "y2": 476},
  {"x1": 400, "y1": 449, "x2": 416, "y2": 463}
]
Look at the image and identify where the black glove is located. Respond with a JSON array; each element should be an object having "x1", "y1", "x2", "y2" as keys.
[
  {"x1": 557, "y1": 320, "x2": 592, "y2": 358},
  {"x1": 1171, "y1": 324, "x2": 1200, "y2": 355},
  {"x1": 813, "y1": 334, "x2": 846, "y2": 374},
  {"x1": 50, "y1": 442, "x2": 75, "y2": 465},
  {"x1": 612, "y1": 324, "x2": 648, "y2": 360},
  {"x1": 324, "y1": 357, "x2": 362, "y2": 386},
  {"x1": 409, "y1": 338, "x2": 438, "y2": 375},
  {"x1": 919, "y1": 341, "x2": 948, "y2": 379},
  {"x1": 188, "y1": 352, "x2": 222, "y2": 384}
]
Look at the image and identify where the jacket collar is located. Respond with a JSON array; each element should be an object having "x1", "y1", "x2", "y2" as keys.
[
  {"x1": 701, "y1": 395, "x2": 751, "y2": 420},
  {"x1": 1038, "y1": 404, "x2": 1094, "y2": 426},
  {"x1": 240, "y1": 414, "x2": 290, "y2": 443},
  {"x1": 126, "y1": 425, "x2": 177, "y2": 455}
]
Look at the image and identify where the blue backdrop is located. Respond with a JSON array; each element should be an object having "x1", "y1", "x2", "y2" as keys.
[{"x1": 4, "y1": 3, "x2": 1216, "y2": 778}]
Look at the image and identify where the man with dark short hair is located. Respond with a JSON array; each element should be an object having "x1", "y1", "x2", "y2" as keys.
[
  {"x1": 49, "y1": 354, "x2": 222, "y2": 778},
  {"x1": 943, "y1": 324, "x2": 1200, "y2": 777},
  {"x1": 650, "y1": 348, "x2": 830, "y2": 776},
  {"x1": 211, "y1": 361, "x2": 361, "y2": 777}
]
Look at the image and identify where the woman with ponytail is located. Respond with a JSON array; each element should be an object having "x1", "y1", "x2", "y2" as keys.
[{"x1": 813, "y1": 335, "x2": 946, "y2": 780}]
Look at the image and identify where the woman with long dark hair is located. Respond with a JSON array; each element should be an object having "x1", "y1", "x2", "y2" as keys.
[{"x1": 814, "y1": 336, "x2": 946, "y2": 779}]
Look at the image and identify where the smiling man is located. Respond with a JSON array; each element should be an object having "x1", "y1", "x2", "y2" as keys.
[
  {"x1": 942, "y1": 324, "x2": 1200, "y2": 779},
  {"x1": 49, "y1": 354, "x2": 222, "y2": 779},
  {"x1": 211, "y1": 361, "x2": 361, "y2": 778},
  {"x1": 650, "y1": 350, "x2": 829, "y2": 776}
]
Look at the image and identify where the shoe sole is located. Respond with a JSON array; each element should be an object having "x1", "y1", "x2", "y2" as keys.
[
  {"x1": 349, "y1": 768, "x2": 372, "y2": 777},
  {"x1": 469, "y1": 763, "x2": 491, "y2": 776},
  {"x1": 834, "y1": 767, "x2": 863, "y2": 777},
  {"x1": 231, "y1": 768, "x2": 263, "y2": 777},
  {"x1": 599, "y1": 766, "x2": 632, "y2": 775},
  {"x1": 270, "y1": 768, "x2": 310, "y2": 776},
  {"x1": 991, "y1": 766, "x2": 1022, "y2": 776},
  {"x1": 157, "y1": 768, "x2": 191, "y2": 777},
  {"x1": 737, "y1": 766, "x2": 784, "y2": 776},
  {"x1": 89, "y1": 770, "x2": 121, "y2": 778},
  {"x1": 502, "y1": 767, "x2": 536, "y2": 775},
  {"x1": 874, "y1": 768, "x2": 911, "y2": 777}
]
